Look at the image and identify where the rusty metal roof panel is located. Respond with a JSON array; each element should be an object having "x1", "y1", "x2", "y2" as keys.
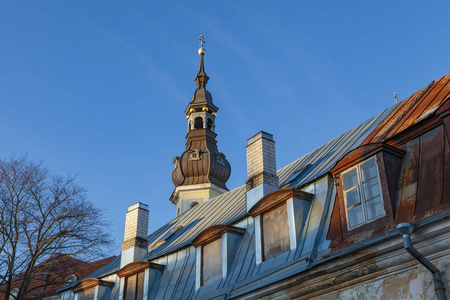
[{"x1": 364, "y1": 72, "x2": 450, "y2": 144}]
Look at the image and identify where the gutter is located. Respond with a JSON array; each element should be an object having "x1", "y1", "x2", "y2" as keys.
[
  {"x1": 396, "y1": 223, "x2": 447, "y2": 300},
  {"x1": 230, "y1": 209, "x2": 450, "y2": 299}
]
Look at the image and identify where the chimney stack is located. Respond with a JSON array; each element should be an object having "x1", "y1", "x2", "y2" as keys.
[
  {"x1": 245, "y1": 132, "x2": 279, "y2": 211},
  {"x1": 120, "y1": 202, "x2": 149, "y2": 268}
]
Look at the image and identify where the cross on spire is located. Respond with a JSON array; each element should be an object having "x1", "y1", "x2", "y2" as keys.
[
  {"x1": 199, "y1": 35, "x2": 205, "y2": 48},
  {"x1": 195, "y1": 35, "x2": 209, "y2": 88}
]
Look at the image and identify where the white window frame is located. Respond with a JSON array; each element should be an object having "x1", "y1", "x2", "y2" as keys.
[{"x1": 342, "y1": 157, "x2": 385, "y2": 230}]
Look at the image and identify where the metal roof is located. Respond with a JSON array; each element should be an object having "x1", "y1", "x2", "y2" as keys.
[
  {"x1": 142, "y1": 104, "x2": 395, "y2": 261},
  {"x1": 73, "y1": 104, "x2": 395, "y2": 292},
  {"x1": 364, "y1": 72, "x2": 450, "y2": 144}
]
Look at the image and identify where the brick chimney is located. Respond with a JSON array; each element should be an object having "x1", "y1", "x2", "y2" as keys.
[
  {"x1": 120, "y1": 202, "x2": 149, "y2": 268},
  {"x1": 245, "y1": 132, "x2": 279, "y2": 212}
]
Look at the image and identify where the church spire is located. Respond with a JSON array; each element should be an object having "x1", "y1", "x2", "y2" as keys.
[
  {"x1": 170, "y1": 35, "x2": 231, "y2": 216},
  {"x1": 195, "y1": 35, "x2": 209, "y2": 89}
]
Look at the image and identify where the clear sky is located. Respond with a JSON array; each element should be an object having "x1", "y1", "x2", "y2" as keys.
[{"x1": 1, "y1": 1, "x2": 449, "y2": 251}]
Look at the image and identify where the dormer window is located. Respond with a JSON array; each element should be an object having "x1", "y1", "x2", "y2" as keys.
[
  {"x1": 193, "y1": 225, "x2": 245, "y2": 289},
  {"x1": 72, "y1": 279, "x2": 114, "y2": 300},
  {"x1": 201, "y1": 237, "x2": 222, "y2": 285},
  {"x1": 328, "y1": 143, "x2": 406, "y2": 247},
  {"x1": 261, "y1": 203, "x2": 290, "y2": 260},
  {"x1": 342, "y1": 157, "x2": 385, "y2": 229},
  {"x1": 124, "y1": 271, "x2": 145, "y2": 300},
  {"x1": 248, "y1": 188, "x2": 313, "y2": 264},
  {"x1": 117, "y1": 261, "x2": 165, "y2": 300},
  {"x1": 77, "y1": 287, "x2": 95, "y2": 300}
]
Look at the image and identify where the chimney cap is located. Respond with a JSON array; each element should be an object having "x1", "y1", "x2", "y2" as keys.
[
  {"x1": 247, "y1": 131, "x2": 274, "y2": 146},
  {"x1": 127, "y1": 202, "x2": 149, "y2": 212}
]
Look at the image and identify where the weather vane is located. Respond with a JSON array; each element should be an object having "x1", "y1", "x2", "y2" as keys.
[{"x1": 199, "y1": 35, "x2": 205, "y2": 48}]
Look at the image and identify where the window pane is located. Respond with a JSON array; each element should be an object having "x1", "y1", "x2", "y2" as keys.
[
  {"x1": 343, "y1": 169, "x2": 358, "y2": 190},
  {"x1": 348, "y1": 206, "x2": 364, "y2": 228},
  {"x1": 136, "y1": 272, "x2": 145, "y2": 300},
  {"x1": 262, "y1": 203, "x2": 290, "y2": 260},
  {"x1": 363, "y1": 178, "x2": 381, "y2": 201},
  {"x1": 78, "y1": 288, "x2": 95, "y2": 300},
  {"x1": 366, "y1": 196, "x2": 384, "y2": 220},
  {"x1": 202, "y1": 238, "x2": 222, "y2": 286},
  {"x1": 125, "y1": 274, "x2": 137, "y2": 300},
  {"x1": 346, "y1": 188, "x2": 360, "y2": 207},
  {"x1": 361, "y1": 159, "x2": 377, "y2": 181}
]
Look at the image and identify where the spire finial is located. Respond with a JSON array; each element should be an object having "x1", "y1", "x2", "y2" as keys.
[{"x1": 195, "y1": 35, "x2": 209, "y2": 88}]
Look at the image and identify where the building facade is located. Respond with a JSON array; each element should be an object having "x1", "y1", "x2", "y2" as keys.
[{"x1": 58, "y1": 40, "x2": 450, "y2": 300}]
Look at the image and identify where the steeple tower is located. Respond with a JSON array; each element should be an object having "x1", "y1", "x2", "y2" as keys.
[{"x1": 170, "y1": 36, "x2": 231, "y2": 216}]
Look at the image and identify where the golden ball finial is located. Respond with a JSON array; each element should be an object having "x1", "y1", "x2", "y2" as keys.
[{"x1": 198, "y1": 35, "x2": 206, "y2": 56}]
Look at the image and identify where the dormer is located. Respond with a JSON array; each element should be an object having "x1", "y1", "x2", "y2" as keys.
[
  {"x1": 117, "y1": 261, "x2": 165, "y2": 300},
  {"x1": 72, "y1": 278, "x2": 114, "y2": 300},
  {"x1": 328, "y1": 143, "x2": 405, "y2": 246},
  {"x1": 192, "y1": 225, "x2": 245, "y2": 289},
  {"x1": 248, "y1": 188, "x2": 313, "y2": 263}
]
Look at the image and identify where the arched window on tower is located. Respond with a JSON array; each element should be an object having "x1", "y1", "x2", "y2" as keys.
[
  {"x1": 189, "y1": 201, "x2": 199, "y2": 209},
  {"x1": 194, "y1": 117, "x2": 203, "y2": 129},
  {"x1": 207, "y1": 118, "x2": 214, "y2": 130}
]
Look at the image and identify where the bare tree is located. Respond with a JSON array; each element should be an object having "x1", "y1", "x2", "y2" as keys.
[{"x1": 0, "y1": 156, "x2": 113, "y2": 299}]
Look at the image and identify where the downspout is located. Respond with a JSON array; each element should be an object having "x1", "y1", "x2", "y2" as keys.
[{"x1": 396, "y1": 223, "x2": 447, "y2": 300}]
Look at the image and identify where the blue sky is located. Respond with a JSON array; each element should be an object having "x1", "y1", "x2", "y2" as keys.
[{"x1": 1, "y1": 1, "x2": 449, "y2": 251}]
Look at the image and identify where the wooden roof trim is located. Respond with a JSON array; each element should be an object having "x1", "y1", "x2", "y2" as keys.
[
  {"x1": 72, "y1": 278, "x2": 114, "y2": 293},
  {"x1": 330, "y1": 143, "x2": 405, "y2": 176},
  {"x1": 248, "y1": 188, "x2": 313, "y2": 217},
  {"x1": 437, "y1": 98, "x2": 450, "y2": 118},
  {"x1": 117, "y1": 261, "x2": 165, "y2": 278},
  {"x1": 192, "y1": 225, "x2": 245, "y2": 248}
]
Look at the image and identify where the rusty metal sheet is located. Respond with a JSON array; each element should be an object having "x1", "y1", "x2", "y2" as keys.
[
  {"x1": 365, "y1": 92, "x2": 419, "y2": 144},
  {"x1": 416, "y1": 126, "x2": 444, "y2": 214},
  {"x1": 363, "y1": 73, "x2": 450, "y2": 145},
  {"x1": 444, "y1": 131, "x2": 450, "y2": 204},
  {"x1": 397, "y1": 76, "x2": 450, "y2": 134}
]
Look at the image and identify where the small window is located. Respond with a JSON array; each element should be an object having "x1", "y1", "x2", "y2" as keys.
[
  {"x1": 64, "y1": 274, "x2": 78, "y2": 286},
  {"x1": 261, "y1": 203, "x2": 290, "y2": 261},
  {"x1": 342, "y1": 157, "x2": 385, "y2": 229},
  {"x1": 189, "y1": 149, "x2": 201, "y2": 161},
  {"x1": 189, "y1": 201, "x2": 199, "y2": 209},
  {"x1": 194, "y1": 117, "x2": 203, "y2": 129},
  {"x1": 207, "y1": 118, "x2": 214, "y2": 130},
  {"x1": 201, "y1": 238, "x2": 222, "y2": 286},
  {"x1": 9, "y1": 288, "x2": 19, "y2": 300},
  {"x1": 77, "y1": 288, "x2": 95, "y2": 300},
  {"x1": 155, "y1": 226, "x2": 182, "y2": 247},
  {"x1": 124, "y1": 271, "x2": 145, "y2": 300}
]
